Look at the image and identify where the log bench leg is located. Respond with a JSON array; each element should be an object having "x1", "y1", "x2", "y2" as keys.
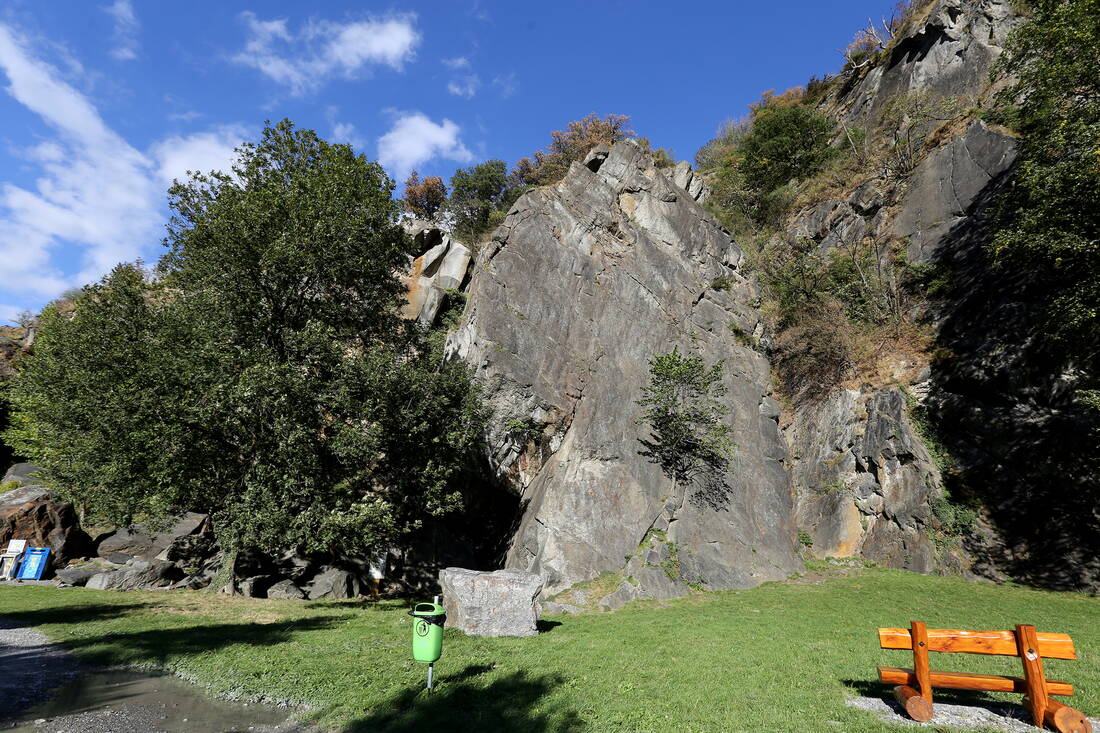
[
  {"x1": 1023, "y1": 696, "x2": 1093, "y2": 733},
  {"x1": 894, "y1": 684, "x2": 934, "y2": 722}
]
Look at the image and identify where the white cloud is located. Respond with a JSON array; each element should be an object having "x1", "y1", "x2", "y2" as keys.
[
  {"x1": 233, "y1": 12, "x2": 420, "y2": 96},
  {"x1": 447, "y1": 75, "x2": 480, "y2": 99},
  {"x1": 150, "y1": 125, "x2": 247, "y2": 186},
  {"x1": 442, "y1": 56, "x2": 469, "y2": 69},
  {"x1": 493, "y1": 72, "x2": 518, "y2": 98},
  {"x1": 377, "y1": 112, "x2": 472, "y2": 179},
  {"x1": 0, "y1": 23, "x2": 160, "y2": 295},
  {"x1": 0, "y1": 24, "x2": 246, "y2": 303},
  {"x1": 103, "y1": 0, "x2": 139, "y2": 61}
]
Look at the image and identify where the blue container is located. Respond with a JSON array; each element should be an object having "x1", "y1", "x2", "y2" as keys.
[{"x1": 17, "y1": 548, "x2": 50, "y2": 580}]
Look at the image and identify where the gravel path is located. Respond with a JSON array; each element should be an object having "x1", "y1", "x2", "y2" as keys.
[
  {"x1": 0, "y1": 618, "x2": 81, "y2": 722},
  {"x1": 849, "y1": 694, "x2": 1100, "y2": 731},
  {"x1": 0, "y1": 617, "x2": 312, "y2": 732}
]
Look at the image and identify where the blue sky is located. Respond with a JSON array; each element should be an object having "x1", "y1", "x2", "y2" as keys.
[{"x1": 0, "y1": 0, "x2": 893, "y2": 322}]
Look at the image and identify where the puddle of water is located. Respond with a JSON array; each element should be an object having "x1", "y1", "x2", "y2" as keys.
[{"x1": 4, "y1": 670, "x2": 297, "y2": 733}]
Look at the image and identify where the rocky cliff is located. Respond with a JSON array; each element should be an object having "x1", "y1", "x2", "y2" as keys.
[
  {"x1": 773, "y1": 0, "x2": 1100, "y2": 589},
  {"x1": 449, "y1": 141, "x2": 801, "y2": 603}
]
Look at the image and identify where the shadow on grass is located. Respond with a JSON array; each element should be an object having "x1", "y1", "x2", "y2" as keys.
[
  {"x1": 26, "y1": 615, "x2": 349, "y2": 667},
  {"x1": 346, "y1": 667, "x2": 583, "y2": 732},
  {"x1": 536, "y1": 620, "x2": 562, "y2": 633},
  {"x1": 0, "y1": 603, "x2": 151, "y2": 627},
  {"x1": 842, "y1": 678, "x2": 1018, "y2": 714}
]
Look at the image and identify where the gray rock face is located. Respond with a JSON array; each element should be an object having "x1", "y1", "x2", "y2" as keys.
[
  {"x1": 449, "y1": 139, "x2": 802, "y2": 599},
  {"x1": 894, "y1": 121, "x2": 1018, "y2": 262},
  {"x1": 306, "y1": 568, "x2": 359, "y2": 600},
  {"x1": 439, "y1": 567, "x2": 542, "y2": 637},
  {"x1": 1, "y1": 463, "x2": 45, "y2": 487},
  {"x1": 830, "y1": 0, "x2": 1020, "y2": 125},
  {"x1": 97, "y1": 512, "x2": 208, "y2": 562},
  {"x1": 787, "y1": 388, "x2": 963, "y2": 573},
  {"x1": 0, "y1": 484, "x2": 54, "y2": 510},
  {"x1": 401, "y1": 223, "x2": 472, "y2": 327}
]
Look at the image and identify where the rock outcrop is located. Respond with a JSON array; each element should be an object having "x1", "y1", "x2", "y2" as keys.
[
  {"x1": 450, "y1": 139, "x2": 802, "y2": 601},
  {"x1": 824, "y1": 0, "x2": 1020, "y2": 125},
  {"x1": 0, "y1": 496, "x2": 92, "y2": 564},
  {"x1": 439, "y1": 567, "x2": 542, "y2": 637},
  {"x1": 401, "y1": 222, "x2": 472, "y2": 327}
]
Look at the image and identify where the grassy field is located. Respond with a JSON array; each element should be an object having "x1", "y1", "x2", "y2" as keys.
[{"x1": 1, "y1": 563, "x2": 1098, "y2": 732}]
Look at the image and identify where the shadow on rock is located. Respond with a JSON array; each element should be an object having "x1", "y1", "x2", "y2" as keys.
[
  {"x1": 345, "y1": 668, "x2": 583, "y2": 733},
  {"x1": 924, "y1": 166, "x2": 1100, "y2": 591}
]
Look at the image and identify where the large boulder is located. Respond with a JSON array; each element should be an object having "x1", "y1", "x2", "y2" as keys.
[
  {"x1": 449, "y1": 139, "x2": 801, "y2": 600},
  {"x1": 96, "y1": 512, "x2": 208, "y2": 562},
  {"x1": 85, "y1": 560, "x2": 182, "y2": 591},
  {"x1": 0, "y1": 500, "x2": 92, "y2": 563},
  {"x1": 305, "y1": 567, "x2": 360, "y2": 600},
  {"x1": 1, "y1": 463, "x2": 46, "y2": 487},
  {"x1": 439, "y1": 567, "x2": 542, "y2": 637}
]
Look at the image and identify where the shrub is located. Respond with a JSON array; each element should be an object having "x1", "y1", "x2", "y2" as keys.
[
  {"x1": 514, "y1": 113, "x2": 633, "y2": 186},
  {"x1": 738, "y1": 104, "x2": 835, "y2": 191}
]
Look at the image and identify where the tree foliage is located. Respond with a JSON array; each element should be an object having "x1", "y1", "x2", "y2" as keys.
[
  {"x1": 403, "y1": 170, "x2": 448, "y2": 220},
  {"x1": 6, "y1": 120, "x2": 485, "y2": 556},
  {"x1": 447, "y1": 160, "x2": 511, "y2": 243},
  {"x1": 991, "y1": 0, "x2": 1100, "y2": 399},
  {"x1": 636, "y1": 349, "x2": 735, "y2": 506}
]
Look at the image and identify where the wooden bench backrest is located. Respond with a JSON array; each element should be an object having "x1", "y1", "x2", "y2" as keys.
[{"x1": 879, "y1": 627, "x2": 1077, "y2": 660}]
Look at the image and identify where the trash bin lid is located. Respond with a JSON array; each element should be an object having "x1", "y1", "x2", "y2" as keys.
[{"x1": 409, "y1": 602, "x2": 445, "y2": 616}]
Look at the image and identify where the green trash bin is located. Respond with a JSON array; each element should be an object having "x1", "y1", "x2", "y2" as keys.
[{"x1": 409, "y1": 601, "x2": 446, "y2": 664}]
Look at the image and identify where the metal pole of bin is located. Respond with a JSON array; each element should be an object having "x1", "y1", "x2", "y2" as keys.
[{"x1": 427, "y1": 595, "x2": 438, "y2": 692}]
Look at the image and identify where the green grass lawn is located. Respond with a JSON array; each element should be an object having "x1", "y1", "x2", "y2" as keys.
[{"x1": 2, "y1": 564, "x2": 1098, "y2": 732}]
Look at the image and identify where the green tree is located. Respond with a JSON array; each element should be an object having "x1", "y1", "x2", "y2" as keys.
[
  {"x1": 636, "y1": 349, "x2": 735, "y2": 509},
  {"x1": 7, "y1": 120, "x2": 485, "y2": 557},
  {"x1": 447, "y1": 160, "x2": 523, "y2": 243},
  {"x1": 991, "y1": 0, "x2": 1100, "y2": 408}
]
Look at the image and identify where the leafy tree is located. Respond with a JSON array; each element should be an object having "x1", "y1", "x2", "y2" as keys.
[
  {"x1": 991, "y1": 0, "x2": 1100, "y2": 406},
  {"x1": 403, "y1": 169, "x2": 448, "y2": 220},
  {"x1": 636, "y1": 349, "x2": 735, "y2": 509},
  {"x1": 447, "y1": 160, "x2": 524, "y2": 244},
  {"x1": 514, "y1": 113, "x2": 633, "y2": 186},
  {"x1": 7, "y1": 120, "x2": 485, "y2": 556}
]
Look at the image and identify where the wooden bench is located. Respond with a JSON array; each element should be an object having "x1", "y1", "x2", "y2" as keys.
[{"x1": 877, "y1": 621, "x2": 1092, "y2": 733}]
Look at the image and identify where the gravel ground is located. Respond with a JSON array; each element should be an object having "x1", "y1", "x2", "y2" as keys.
[
  {"x1": 0, "y1": 617, "x2": 313, "y2": 733},
  {"x1": 0, "y1": 618, "x2": 81, "y2": 721},
  {"x1": 848, "y1": 694, "x2": 1100, "y2": 731}
]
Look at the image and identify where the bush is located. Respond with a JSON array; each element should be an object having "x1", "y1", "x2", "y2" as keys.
[
  {"x1": 737, "y1": 104, "x2": 835, "y2": 192},
  {"x1": 514, "y1": 113, "x2": 633, "y2": 186}
]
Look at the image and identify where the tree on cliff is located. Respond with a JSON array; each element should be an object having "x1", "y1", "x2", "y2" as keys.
[
  {"x1": 992, "y1": 0, "x2": 1100, "y2": 416},
  {"x1": 636, "y1": 349, "x2": 735, "y2": 510},
  {"x1": 403, "y1": 170, "x2": 448, "y2": 220},
  {"x1": 5, "y1": 120, "x2": 485, "y2": 555}
]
